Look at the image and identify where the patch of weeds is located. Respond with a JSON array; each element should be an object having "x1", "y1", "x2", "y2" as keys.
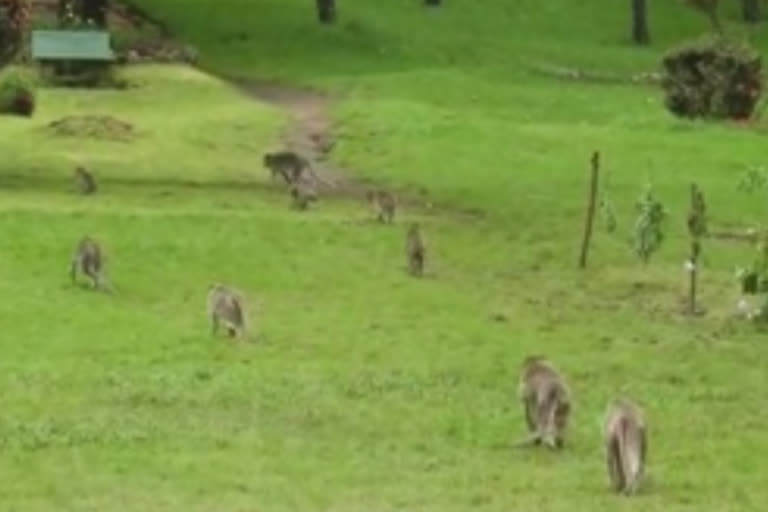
[
  {"x1": 737, "y1": 165, "x2": 768, "y2": 193},
  {"x1": 47, "y1": 114, "x2": 136, "y2": 142},
  {"x1": 0, "y1": 417, "x2": 153, "y2": 451}
]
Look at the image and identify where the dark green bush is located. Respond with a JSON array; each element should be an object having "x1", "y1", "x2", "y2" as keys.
[
  {"x1": 661, "y1": 37, "x2": 763, "y2": 120},
  {"x1": 0, "y1": 69, "x2": 36, "y2": 116}
]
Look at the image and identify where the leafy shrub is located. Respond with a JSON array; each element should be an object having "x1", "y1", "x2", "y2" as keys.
[
  {"x1": 0, "y1": 69, "x2": 36, "y2": 116},
  {"x1": 736, "y1": 232, "x2": 768, "y2": 323},
  {"x1": 737, "y1": 165, "x2": 768, "y2": 193},
  {"x1": 633, "y1": 186, "x2": 665, "y2": 263},
  {"x1": 661, "y1": 37, "x2": 762, "y2": 120},
  {"x1": 0, "y1": 0, "x2": 29, "y2": 68}
]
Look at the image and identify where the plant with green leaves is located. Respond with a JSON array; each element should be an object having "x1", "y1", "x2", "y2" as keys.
[
  {"x1": 736, "y1": 230, "x2": 768, "y2": 321},
  {"x1": 633, "y1": 185, "x2": 665, "y2": 264},
  {"x1": 599, "y1": 198, "x2": 617, "y2": 234},
  {"x1": 737, "y1": 165, "x2": 768, "y2": 193},
  {"x1": 598, "y1": 158, "x2": 617, "y2": 234},
  {"x1": 686, "y1": 183, "x2": 707, "y2": 315},
  {"x1": 738, "y1": 232, "x2": 768, "y2": 295},
  {"x1": 687, "y1": 183, "x2": 707, "y2": 238}
]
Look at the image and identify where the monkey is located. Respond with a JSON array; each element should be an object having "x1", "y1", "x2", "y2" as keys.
[
  {"x1": 69, "y1": 236, "x2": 109, "y2": 291},
  {"x1": 263, "y1": 150, "x2": 334, "y2": 188},
  {"x1": 367, "y1": 189, "x2": 396, "y2": 223},
  {"x1": 206, "y1": 283, "x2": 247, "y2": 338},
  {"x1": 74, "y1": 166, "x2": 97, "y2": 195},
  {"x1": 405, "y1": 222, "x2": 426, "y2": 276},
  {"x1": 603, "y1": 397, "x2": 647, "y2": 496},
  {"x1": 513, "y1": 355, "x2": 571, "y2": 450},
  {"x1": 263, "y1": 151, "x2": 311, "y2": 185},
  {"x1": 290, "y1": 181, "x2": 318, "y2": 210}
]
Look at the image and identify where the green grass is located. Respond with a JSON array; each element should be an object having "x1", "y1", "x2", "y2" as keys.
[{"x1": 2, "y1": 0, "x2": 768, "y2": 510}]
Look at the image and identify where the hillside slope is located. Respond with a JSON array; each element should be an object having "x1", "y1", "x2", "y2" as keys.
[{"x1": 0, "y1": 1, "x2": 767, "y2": 510}]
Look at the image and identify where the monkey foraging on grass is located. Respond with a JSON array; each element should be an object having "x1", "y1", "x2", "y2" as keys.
[
  {"x1": 405, "y1": 222, "x2": 426, "y2": 276},
  {"x1": 263, "y1": 150, "x2": 335, "y2": 188},
  {"x1": 367, "y1": 189, "x2": 396, "y2": 223},
  {"x1": 264, "y1": 151, "x2": 306, "y2": 185},
  {"x1": 603, "y1": 397, "x2": 648, "y2": 496},
  {"x1": 74, "y1": 166, "x2": 97, "y2": 195},
  {"x1": 70, "y1": 236, "x2": 110, "y2": 291},
  {"x1": 207, "y1": 284, "x2": 248, "y2": 339},
  {"x1": 513, "y1": 355, "x2": 571, "y2": 450}
]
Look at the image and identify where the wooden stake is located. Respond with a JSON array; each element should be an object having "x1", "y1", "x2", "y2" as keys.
[{"x1": 578, "y1": 151, "x2": 600, "y2": 269}]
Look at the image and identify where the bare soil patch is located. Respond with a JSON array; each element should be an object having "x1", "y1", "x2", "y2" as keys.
[
  {"x1": 47, "y1": 115, "x2": 135, "y2": 142},
  {"x1": 236, "y1": 79, "x2": 482, "y2": 220},
  {"x1": 239, "y1": 80, "x2": 347, "y2": 188}
]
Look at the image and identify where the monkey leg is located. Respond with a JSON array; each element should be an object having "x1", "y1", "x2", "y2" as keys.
[
  {"x1": 543, "y1": 435, "x2": 563, "y2": 450},
  {"x1": 84, "y1": 270, "x2": 99, "y2": 289},
  {"x1": 410, "y1": 256, "x2": 424, "y2": 276},
  {"x1": 511, "y1": 432, "x2": 542, "y2": 448},
  {"x1": 606, "y1": 438, "x2": 625, "y2": 492},
  {"x1": 524, "y1": 400, "x2": 537, "y2": 433}
]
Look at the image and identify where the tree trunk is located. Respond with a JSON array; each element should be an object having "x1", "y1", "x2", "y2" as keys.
[
  {"x1": 57, "y1": 0, "x2": 69, "y2": 24},
  {"x1": 58, "y1": 0, "x2": 108, "y2": 27},
  {"x1": 704, "y1": 1, "x2": 723, "y2": 34},
  {"x1": 631, "y1": 0, "x2": 650, "y2": 45},
  {"x1": 742, "y1": 0, "x2": 760, "y2": 22},
  {"x1": 316, "y1": 0, "x2": 336, "y2": 24},
  {"x1": 708, "y1": 10, "x2": 723, "y2": 34},
  {"x1": 0, "y1": 0, "x2": 28, "y2": 68},
  {"x1": 425, "y1": 0, "x2": 442, "y2": 6},
  {"x1": 82, "y1": 0, "x2": 108, "y2": 27}
]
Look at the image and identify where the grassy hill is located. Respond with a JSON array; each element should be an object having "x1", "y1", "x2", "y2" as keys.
[{"x1": 1, "y1": 0, "x2": 767, "y2": 510}]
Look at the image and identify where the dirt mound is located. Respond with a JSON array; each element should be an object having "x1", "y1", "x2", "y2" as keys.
[{"x1": 47, "y1": 115, "x2": 135, "y2": 142}]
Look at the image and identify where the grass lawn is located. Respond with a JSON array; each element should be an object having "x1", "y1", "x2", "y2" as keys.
[{"x1": 1, "y1": 0, "x2": 768, "y2": 510}]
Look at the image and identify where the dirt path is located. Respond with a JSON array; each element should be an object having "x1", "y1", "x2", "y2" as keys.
[
  {"x1": 234, "y1": 79, "x2": 361, "y2": 193},
  {"x1": 233, "y1": 78, "x2": 483, "y2": 220}
]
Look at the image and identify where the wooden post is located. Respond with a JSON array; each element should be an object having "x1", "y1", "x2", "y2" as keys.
[{"x1": 578, "y1": 151, "x2": 600, "y2": 269}]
